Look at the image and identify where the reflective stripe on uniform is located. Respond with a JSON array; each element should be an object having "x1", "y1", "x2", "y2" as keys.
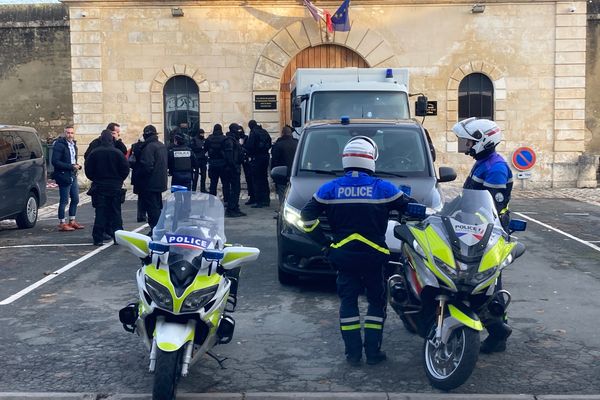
[
  {"x1": 340, "y1": 316, "x2": 361, "y2": 331},
  {"x1": 331, "y1": 233, "x2": 390, "y2": 255},
  {"x1": 364, "y1": 315, "x2": 384, "y2": 330},
  {"x1": 483, "y1": 181, "x2": 507, "y2": 189},
  {"x1": 302, "y1": 219, "x2": 320, "y2": 233}
]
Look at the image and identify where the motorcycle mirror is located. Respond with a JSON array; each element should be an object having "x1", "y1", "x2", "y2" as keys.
[
  {"x1": 149, "y1": 241, "x2": 170, "y2": 255},
  {"x1": 508, "y1": 219, "x2": 527, "y2": 232},
  {"x1": 406, "y1": 203, "x2": 427, "y2": 218},
  {"x1": 203, "y1": 249, "x2": 224, "y2": 261}
]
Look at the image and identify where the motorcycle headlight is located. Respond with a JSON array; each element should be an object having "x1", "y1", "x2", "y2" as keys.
[
  {"x1": 282, "y1": 203, "x2": 303, "y2": 229},
  {"x1": 472, "y1": 266, "x2": 498, "y2": 284},
  {"x1": 433, "y1": 256, "x2": 457, "y2": 277},
  {"x1": 145, "y1": 277, "x2": 173, "y2": 311},
  {"x1": 181, "y1": 285, "x2": 219, "y2": 313}
]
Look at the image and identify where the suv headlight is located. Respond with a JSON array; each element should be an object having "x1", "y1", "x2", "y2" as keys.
[
  {"x1": 145, "y1": 277, "x2": 173, "y2": 311},
  {"x1": 282, "y1": 203, "x2": 303, "y2": 229},
  {"x1": 181, "y1": 285, "x2": 219, "y2": 313}
]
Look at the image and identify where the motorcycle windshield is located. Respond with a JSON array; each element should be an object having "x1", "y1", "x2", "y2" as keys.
[
  {"x1": 434, "y1": 189, "x2": 504, "y2": 249},
  {"x1": 152, "y1": 192, "x2": 226, "y2": 268}
]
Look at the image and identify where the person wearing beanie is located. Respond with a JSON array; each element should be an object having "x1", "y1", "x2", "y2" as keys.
[
  {"x1": 84, "y1": 122, "x2": 127, "y2": 160},
  {"x1": 222, "y1": 123, "x2": 246, "y2": 218},
  {"x1": 128, "y1": 133, "x2": 147, "y2": 222},
  {"x1": 134, "y1": 124, "x2": 168, "y2": 236},
  {"x1": 203, "y1": 123, "x2": 233, "y2": 199},
  {"x1": 270, "y1": 125, "x2": 298, "y2": 208},
  {"x1": 84, "y1": 129, "x2": 130, "y2": 246},
  {"x1": 243, "y1": 119, "x2": 272, "y2": 208},
  {"x1": 300, "y1": 136, "x2": 417, "y2": 367},
  {"x1": 190, "y1": 127, "x2": 208, "y2": 192}
]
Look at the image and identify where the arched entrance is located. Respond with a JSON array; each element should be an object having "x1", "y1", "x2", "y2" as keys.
[{"x1": 279, "y1": 44, "x2": 368, "y2": 126}]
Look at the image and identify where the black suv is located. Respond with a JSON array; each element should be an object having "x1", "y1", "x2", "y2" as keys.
[
  {"x1": 0, "y1": 125, "x2": 47, "y2": 228},
  {"x1": 272, "y1": 119, "x2": 456, "y2": 284}
]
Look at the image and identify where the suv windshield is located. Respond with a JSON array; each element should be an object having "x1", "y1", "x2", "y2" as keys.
[
  {"x1": 297, "y1": 126, "x2": 429, "y2": 177},
  {"x1": 310, "y1": 91, "x2": 409, "y2": 120}
]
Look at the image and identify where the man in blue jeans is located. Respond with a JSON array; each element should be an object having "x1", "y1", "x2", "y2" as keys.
[{"x1": 51, "y1": 125, "x2": 84, "y2": 232}]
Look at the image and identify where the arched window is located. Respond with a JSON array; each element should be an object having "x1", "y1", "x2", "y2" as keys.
[
  {"x1": 458, "y1": 73, "x2": 494, "y2": 120},
  {"x1": 163, "y1": 76, "x2": 199, "y2": 144}
]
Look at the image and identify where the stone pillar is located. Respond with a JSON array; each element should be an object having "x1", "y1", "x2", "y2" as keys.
[
  {"x1": 577, "y1": 153, "x2": 599, "y2": 188},
  {"x1": 552, "y1": 1, "x2": 587, "y2": 187}
]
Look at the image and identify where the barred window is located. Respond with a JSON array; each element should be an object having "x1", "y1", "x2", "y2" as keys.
[{"x1": 458, "y1": 73, "x2": 494, "y2": 120}]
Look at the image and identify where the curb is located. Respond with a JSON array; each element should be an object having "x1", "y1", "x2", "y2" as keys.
[{"x1": 1, "y1": 394, "x2": 600, "y2": 400}]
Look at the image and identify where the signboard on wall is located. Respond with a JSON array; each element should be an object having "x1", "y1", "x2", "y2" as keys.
[{"x1": 255, "y1": 95, "x2": 277, "y2": 110}]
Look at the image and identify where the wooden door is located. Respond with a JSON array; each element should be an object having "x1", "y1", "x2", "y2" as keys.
[{"x1": 279, "y1": 45, "x2": 368, "y2": 127}]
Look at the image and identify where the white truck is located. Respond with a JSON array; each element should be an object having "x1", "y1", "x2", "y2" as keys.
[{"x1": 290, "y1": 67, "x2": 428, "y2": 135}]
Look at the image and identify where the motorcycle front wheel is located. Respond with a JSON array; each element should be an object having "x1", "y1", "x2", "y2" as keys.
[
  {"x1": 153, "y1": 348, "x2": 183, "y2": 400},
  {"x1": 423, "y1": 325, "x2": 480, "y2": 391}
]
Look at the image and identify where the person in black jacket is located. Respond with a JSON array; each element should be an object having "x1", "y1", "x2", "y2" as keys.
[
  {"x1": 238, "y1": 127, "x2": 254, "y2": 205},
  {"x1": 85, "y1": 130, "x2": 130, "y2": 245},
  {"x1": 270, "y1": 125, "x2": 298, "y2": 206},
  {"x1": 223, "y1": 123, "x2": 246, "y2": 218},
  {"x1": 244, "y1": 120, "x2": 272, "y2": 208},
  {"x1": 168, "y1": 133, "x2": 196, "y2": 189},
  {"x1": 133, "y1": 125, "x2": 168, "y2": 236},
  {"x1": 51, "y1": 125, "x2": 85, "y2": 232},
  {"x1": 128, "y1": 134, "x2": 147, "y2": 222},
  {"x1": 190, "y1": 128, "x2": 207, "y2": 193},
  {"x1": 203, "y1": 124, "x2": 233, "y2": 198},
  {"x1": 84, "y1": 122, "x2": 127, "y2": 159}
]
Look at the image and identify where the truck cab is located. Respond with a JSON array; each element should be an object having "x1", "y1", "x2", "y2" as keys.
[{"x1": 290, "y1": 68, "x2": 427, "y2": 135}]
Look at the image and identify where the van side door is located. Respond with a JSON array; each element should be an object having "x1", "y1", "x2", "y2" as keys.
[{"x1": 0, "y1": 132, "x2": 16, "y2": 218}]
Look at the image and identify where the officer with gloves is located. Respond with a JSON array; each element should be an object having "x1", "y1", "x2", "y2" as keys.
[
  {"x1": 452, "y1": 117, "x2": 513, "y2": 354},
  {"x1": 168, "y1": 133, "x2": 196, "y2": 189},
  {"x1": 300, "y1": 136, "x2": 416, "y2": 366}
]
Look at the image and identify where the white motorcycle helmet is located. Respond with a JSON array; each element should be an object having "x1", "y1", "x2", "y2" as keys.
[
  {"x1": 342, "y1": 136, "x2": 379, "y2": 173},
  {"x1": 452, "y1": 117, "x2": 502, "y2": 157}
]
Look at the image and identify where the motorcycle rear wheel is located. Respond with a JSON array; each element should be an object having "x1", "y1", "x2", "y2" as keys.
[
  {"x1": 423, "y1": 325, "x2": 479, "y2": 391},
  {"x1": 153, "y1": 348, "x2": 183, "y2": 400}
]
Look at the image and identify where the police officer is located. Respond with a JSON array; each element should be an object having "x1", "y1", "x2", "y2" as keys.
[
  {"x1": 168, "y1": 133, "x2": 196, "y2": 189},
  {"x1": 452, "y1": 117, "x2": 513, "y2": 354},
  {"x1": 190, "y1": 128, "x2": 208, "y2": 192},
  {"x1": 300, "y1": 136, "x2": 416, "y2": 366},
  {"x1": 223, "y1": 123, "x2": 246, "y2": 218},
  {"x1": 244, "y1": 120, "x2": 272, "y2": 208},
  {"x1": 204, "y1": 124, "x2": 233, "y2": 197}
]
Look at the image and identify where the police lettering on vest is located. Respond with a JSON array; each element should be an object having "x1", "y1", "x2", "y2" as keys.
[{"x1": 337, "y1": 186, "x2": 373, "y2": 198}]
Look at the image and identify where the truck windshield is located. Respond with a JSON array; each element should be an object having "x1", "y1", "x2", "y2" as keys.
[
  {"x1": 310, "y1": 91, "x2": 409, "y2": 120},
  {"x1": 298, "y1": 126, "x2": 429, "y2": 177}
]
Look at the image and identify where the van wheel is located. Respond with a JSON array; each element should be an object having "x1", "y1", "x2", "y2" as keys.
[{"x1": 16, "y1": 191, "x2": 38, "y2": 229}]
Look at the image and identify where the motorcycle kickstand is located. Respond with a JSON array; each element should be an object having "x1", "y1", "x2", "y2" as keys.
[{"x1": 207, "y1": 350, "x2": 228, "y2": 369}]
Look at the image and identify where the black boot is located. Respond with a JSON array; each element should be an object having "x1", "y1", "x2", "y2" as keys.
[
  {"x1": 364, "y1": 325, "x2": 386, "y2": 365},
  {"x1": 341, "y1": 329, "x2": 362, "y2": 366},
  {"x1": 366, "y1": 350, "x2": 387, "y2": 365},
  {"x1": 481, "y1": 321, "x2": 512, "y2": 354}
]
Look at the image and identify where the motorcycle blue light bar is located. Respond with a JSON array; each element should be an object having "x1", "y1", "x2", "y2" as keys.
[
  {"x1": 171, "y1": 185, "x2": 189, "y2": 192},
  {"x1": 386, "y1": 68, "x2": 394, "y2": 79},
  {"x1": 341, "y1": 116, "x2": 350, "y2": 125},
  {"x1": 508, "y1": 219, "x2": 527, "y2": 232},
  {"x1": 406, "y1": 202, "x2": 426, "y2": 218},
  {"x1": 149, "y1": 241, "x2": 170, "y2": 254},
  {"x1": 203, "y1": 249, "x2": 224, "y2": 261}
]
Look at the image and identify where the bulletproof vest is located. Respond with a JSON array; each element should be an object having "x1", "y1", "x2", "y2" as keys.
[{"x1": 171, "y1": 145, "x2": 192, "y2": 172}]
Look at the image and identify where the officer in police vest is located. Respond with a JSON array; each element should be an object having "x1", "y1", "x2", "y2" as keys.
[
  {"x1": 168, "y1": 133, "x2": 196, "y2": 190},
  {"x1": 452, "y1": 117, "x2": 513, "y2": 354},
  {"x1": 300, "y1": 136, "x2": 416, "y2": 366}
]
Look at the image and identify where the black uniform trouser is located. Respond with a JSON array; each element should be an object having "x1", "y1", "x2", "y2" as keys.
[
  {"x1": 139, "y1": 191, "x2": 163, "y2": 231},
  {"x1": 332, "y1": 251, "x2": 387, "y2": 358},
  {"x1": 223, "y1": 167, "x2": 241, "y2": 212},
  {"x1": 242, "y1": 162, "x2": 254, "y2": 201},
  {"x1": 192, "y1": 162, "x2": 207, "y2": 192},
  {"x1": 91, "y1": 192, "x2": 122, "y2": 243},
  {"x1": 208, "y1": 164, "x2": 227, "y2": 197},
  {"x1": 250, "y1": 155, "x2": 270, "y2": 205}
]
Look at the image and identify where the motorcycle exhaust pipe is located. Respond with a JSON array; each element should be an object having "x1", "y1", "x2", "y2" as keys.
[
  {"x1": 487, "y1": 290, "x2": 512, "y2": 317},
  {"x1": 388, "y1": 274, "x2": 408, "y2": 304},
  {"x1": 217, "y1": 315, "x2": 235, "y2": 344}
]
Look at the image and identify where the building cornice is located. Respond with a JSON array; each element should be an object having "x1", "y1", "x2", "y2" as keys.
[{"x1": 59, "y1": 0, "x2": 561, "y2": 6}]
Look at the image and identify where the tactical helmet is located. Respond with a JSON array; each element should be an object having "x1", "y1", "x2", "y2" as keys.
[
  {"x1": 452, "y1": 117, "x2": 502, "y2": 157},
  {"x1": 342, "y1": 136, "x2": 379, "y2": 172}
]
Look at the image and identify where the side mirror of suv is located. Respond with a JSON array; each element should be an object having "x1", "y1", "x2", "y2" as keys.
[
  {"x1": 292, "y1": 107, "x2": 302, "y2": 128},
  {"x1": 438, "y1": 166, "x2": 457, "y2": 183},
  {"x1": 415, "y1": 96, "x2": 428, "y2": 117},
  {"x1": 270, "y1": 166, "x2": 289, "y2": 185}
]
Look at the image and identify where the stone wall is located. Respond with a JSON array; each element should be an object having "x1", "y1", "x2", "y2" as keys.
[
  {"x1": 0, "y1": 4, "x2": 73, "y2": 141},
  {"x1": 586, "y1": 0, "x2": 600, "y2": 154}
]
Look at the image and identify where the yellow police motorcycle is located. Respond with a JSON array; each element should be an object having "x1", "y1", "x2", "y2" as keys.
[
  {"x1": 385, "y1": 189, "x2": 526, "y2": 390},
  {"x1": 115, "y1": 189, "x2": 259, "y2": 400}
]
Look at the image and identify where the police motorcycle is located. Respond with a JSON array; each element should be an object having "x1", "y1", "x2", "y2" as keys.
[
  {"x1": 385, "y1": 189, "x2": 526, "y2": 390},
  {"x1": 115, "y1": 187, "x2": 259, "y2": 400}
]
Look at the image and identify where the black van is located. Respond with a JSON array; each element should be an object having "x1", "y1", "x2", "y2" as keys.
[{"x1": 0, "y1": 125, "x2": 47, "y2": 228}]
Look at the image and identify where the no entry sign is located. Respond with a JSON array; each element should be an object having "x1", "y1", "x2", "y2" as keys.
[{"x1": 512, "y1": 147, "x2": 537, "y2": 171}]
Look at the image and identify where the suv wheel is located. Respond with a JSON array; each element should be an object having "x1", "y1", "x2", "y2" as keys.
[
  {"x1": 277, "y1": 225, "x2": 297, "y2": 285},
  {"x1": 16, "y1": 191, "x2": 38, "y2": 229}
]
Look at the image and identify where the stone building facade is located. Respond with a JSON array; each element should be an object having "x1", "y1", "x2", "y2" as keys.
[{"x1": 58, "y1": 0, "x2": 591, "y2": 188}]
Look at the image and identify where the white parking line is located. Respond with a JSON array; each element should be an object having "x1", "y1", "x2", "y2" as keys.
[
  {"x1": 0, "y1": 224, "x2": 148, "y2": 306},
  {"x1": 0, "y1": 243, "x2": 94, "y2": 249},
  {"x1": 514, "y1": 211, "x2": 600, "y2": 253}
]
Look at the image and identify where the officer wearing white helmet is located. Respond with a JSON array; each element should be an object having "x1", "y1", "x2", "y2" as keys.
[
  {"x1": 300, "y1": 136, "x2": 416, "y2": 366},
  {"x1": 452, "y1": 117, "x2": 513, "y2": 354}
]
